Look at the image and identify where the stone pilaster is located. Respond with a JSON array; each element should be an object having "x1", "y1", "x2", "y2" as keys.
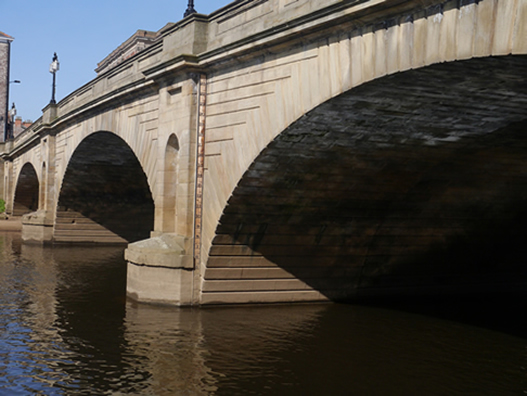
[
  {"x1": 4, "y1": 159, "x2": 13, "y2": 214},
  {"x1": 21, "y1": 134, "x2": 56, "y2": 244}
]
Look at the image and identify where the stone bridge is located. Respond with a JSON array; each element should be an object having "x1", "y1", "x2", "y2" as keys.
[{"x1": 1, "y1": 0, "x2": 526, "y2": 305}]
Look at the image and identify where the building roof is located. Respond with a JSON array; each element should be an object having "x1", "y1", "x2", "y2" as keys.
[{"x1": 0, "y1": 31, "x2": 14, "y2": 41}]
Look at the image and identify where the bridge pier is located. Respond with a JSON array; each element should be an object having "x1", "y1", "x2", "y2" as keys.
[
  {"x1": 125, "y1": 234, "x2": 196, "y2": 305},
  {"x1": 21, "y1": 210, "x2": 54, "y2": 244}
]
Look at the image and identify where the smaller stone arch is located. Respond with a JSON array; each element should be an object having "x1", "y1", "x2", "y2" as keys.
[
  {"x1": 55, "y1": 131, "x2": 155, "y2": 243},
  {"x1": 161, "y1": 134, "x2": 180, "y2": 233},
  {"x1": 13, "y1": 163, "x2": 39, "y2": 216}
]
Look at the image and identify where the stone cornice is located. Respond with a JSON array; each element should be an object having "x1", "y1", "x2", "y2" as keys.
[{"x1": 198, "y1": 0, "x2": 446, "y2": 69}]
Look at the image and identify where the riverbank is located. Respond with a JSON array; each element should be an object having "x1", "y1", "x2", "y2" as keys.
[{"x1": 0, "y1": 216, "x2": 22, "y2": 231}]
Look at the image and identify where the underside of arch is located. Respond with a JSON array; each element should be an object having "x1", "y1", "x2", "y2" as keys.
[
  {"x1": 205, "y1": 55, "x2": 527, "y2": 303},
  {"x1": 13, "y1": 163, "x2": 39, "y2": 216},
  {"x1": 55, "y1": 132, "x2": 154, "y2": 244}
]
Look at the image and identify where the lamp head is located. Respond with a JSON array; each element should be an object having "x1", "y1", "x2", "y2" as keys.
[{"x1": 49, "y1": 53, "x2": 59, "y2": 73}]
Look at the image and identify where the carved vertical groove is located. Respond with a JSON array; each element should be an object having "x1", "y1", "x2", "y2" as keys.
[{"x1": 194, "y1": 73, "x2": 207, "y2": 267}]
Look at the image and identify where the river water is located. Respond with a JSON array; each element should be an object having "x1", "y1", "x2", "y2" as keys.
[{"x1": 0, "y1": 231, "x2": 525, "y2": 395}]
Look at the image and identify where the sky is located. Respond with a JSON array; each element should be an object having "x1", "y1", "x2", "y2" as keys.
[{"x1": 1, "y1": 0, "x2": 230, "y2": 122}]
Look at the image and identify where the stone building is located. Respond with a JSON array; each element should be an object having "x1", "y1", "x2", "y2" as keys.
[
  {"x1": 0, "y1": 31, "x2": 14, "y2": 142},
  {"x1": 13, "y1": 116, "x2": 31, "y2": 137}
]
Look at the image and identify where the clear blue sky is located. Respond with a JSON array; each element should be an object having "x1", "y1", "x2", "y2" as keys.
[{"x1": 1, "y1": 0, "x2": 229, "y2": 122}]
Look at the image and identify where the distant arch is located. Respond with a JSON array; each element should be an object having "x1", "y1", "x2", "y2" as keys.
[{"x1": 13, "y1": 163, "x2": 39, "y2": 216}]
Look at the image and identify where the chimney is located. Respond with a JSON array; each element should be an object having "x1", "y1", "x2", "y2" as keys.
[{"x1": 15, "y1": 116, "x2": 22, "y2": 128}]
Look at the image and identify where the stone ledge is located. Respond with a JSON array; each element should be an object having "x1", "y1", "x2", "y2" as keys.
[
  {"x1": 126, "y1": 262, "x2": 195, "y2": 306},
  {"x1": 125, "y1": 233, "x2": 194, "y2": 269},
  {"x1": 21, "y1": 210, "x2": 55, "y2": 244},
  {"x1": 21, "y1": 210, "x2": 54, "y2": 227}
]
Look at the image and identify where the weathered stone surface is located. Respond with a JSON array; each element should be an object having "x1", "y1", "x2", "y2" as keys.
[
  {"x1": 125, "y1": 233, "x2": 194, "y2": 305},
  {"x1": 125, "y1": 233, "x2": 192, "y2": 268},
  {"x1": 21, "y1": 209, "x2": 54, "y2": 244},
  {"x1": 126, "y1": 262, "x2": 195, "y2": 306}
]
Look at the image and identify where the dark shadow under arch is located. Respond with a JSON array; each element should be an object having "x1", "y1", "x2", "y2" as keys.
[
  {"x1": 55, "y1": 132, "x2": 154, "y2": 244},
  {"x1": 207, "y1": 55, "x2": 527, "y2": 301},
  {"x1": 13, "y1": 163, "x2": 39, "y2": 216}
]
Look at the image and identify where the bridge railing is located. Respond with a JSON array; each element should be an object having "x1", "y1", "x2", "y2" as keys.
[
  {"x1": 0, "y1": 116, "x2": 42, "y2": 157},
  {"x1": 13, "y1": 116, "x2": 42, "y2": 147},
  {"x1": 3, "y1": 0, "x2": 384, "y2": 158}
]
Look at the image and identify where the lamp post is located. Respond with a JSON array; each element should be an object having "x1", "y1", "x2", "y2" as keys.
[
  {"x1": 7, "y1": 103, "x2": 16, "y2": 139},
  {"x1": 4, "y1": 81, "x2": 20, "y2": 140},
  {"x1": 49, "y1": 53, "x2": 59, "y2": 104},
  {"x1": 184, "y1": 0, "x2": 196, "y2": 17}
]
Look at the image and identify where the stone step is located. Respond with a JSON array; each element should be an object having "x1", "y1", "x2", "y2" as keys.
[
  {"x1": 207, "y1": 255, "x2": 366, "y2": 268},
  {"x1": 200, "y1": 289, "x2": 328, "y2": 305},
  {"x1": 204, "y1": 266, "x2": 361, "y2": 280},
  {"x1": 202, "y1": 278, "x2": 313, "y2": 293},
  {"x1": 53, "y1": 229, "x2": 126, "y2": 236},
  {"x1": 54, "y1": 224, "x2": 113, "y2": 231},
  {"x1": 53, "y1": 235, "x2": 127, "y2": 243},
  {"x1": 55, "y1": 212, "x2": 128, "y2": 221}
]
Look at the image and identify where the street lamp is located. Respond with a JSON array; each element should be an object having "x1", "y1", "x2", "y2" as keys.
[
  {"x1": 49, "y1": 53, "x2": 59, "y2": 104},
  {"x1": 2, "y1": 81, "x2": 20, "y2": 140},
  {"x1": 9, "y1": 103, "x2": 16, "y2": 120},
  {"x1": 7, "y1": 103, "x2": 16, "y2": 140},
  {"x1": 184, "y1": 0, "x2": 196, "y2": 17}
]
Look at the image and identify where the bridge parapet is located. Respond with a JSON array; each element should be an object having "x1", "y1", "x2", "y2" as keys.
[
  {"x1": 6, "y1": 0, "x2": 460, "y2": 160},
  {"x1": 4, "y1": 0, "x2": 491, "y2": 161}
]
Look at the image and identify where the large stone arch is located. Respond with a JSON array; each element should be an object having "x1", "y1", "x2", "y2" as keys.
[
  {"x1": 54, "y1": 131, "x2": 155, "y2": 243},
  {"x1": 13, "y1": 162, "x2": 40, "y2": 216},
  {"x1": 203, "y1": 54, "x2": 527, "y2": 303},
  {"x1": 200, "y1": 0, "x2": 526, "y2": 303}
]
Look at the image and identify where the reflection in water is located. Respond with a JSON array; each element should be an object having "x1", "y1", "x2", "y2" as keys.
[
  {"x1": 0, "y1": 232, "x2": 525, "y2": 395},
  {"x1": 123, "y1": 304, "x2": 217, "y2": 395}
]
